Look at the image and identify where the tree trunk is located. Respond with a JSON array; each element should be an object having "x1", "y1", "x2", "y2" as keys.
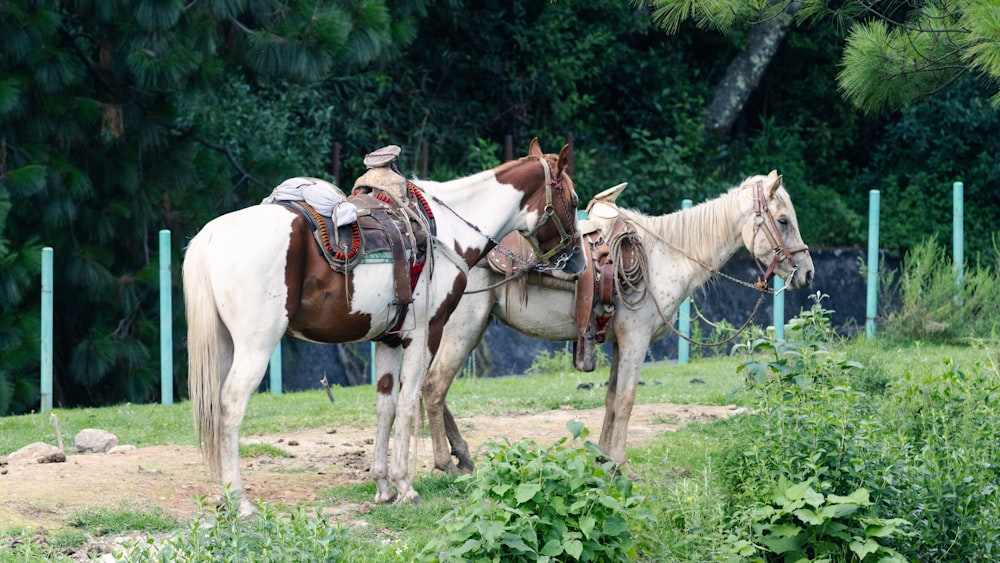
[{"x1": 704, "y1": 3, "x2": 800, "y2": 135}]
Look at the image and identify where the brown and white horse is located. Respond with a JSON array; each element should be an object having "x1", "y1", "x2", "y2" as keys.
[
  {"x1": 183, "y1": 139, "x2": 585, "y2": 514},
  {"x1": 422, "y1": 171, "x2": 814, "y2": 474}
]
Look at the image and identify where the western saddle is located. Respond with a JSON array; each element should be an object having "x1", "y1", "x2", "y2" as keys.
[
  {"x1": 485, "y1": 182, "x2": 638, "y2": 371},
  {"x1": 262, "y1": 146, "x2": 435, "y2": 342}
]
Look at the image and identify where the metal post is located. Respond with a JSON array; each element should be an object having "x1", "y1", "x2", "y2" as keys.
[
  {"x1": 40, "y1": 247, "x2": 53, "y2": 412},
  {"x1": 773, "y1": 277, "x2": 785, "y2": 340},
  {"x1": 953, "y1": 181, "x2": 964, "y2": 286},
  {"x1": 269, "y1": 339, "x2": 282, "y2": 395},
  {"x1": 370, "y1": 342, "x2": 376, "y2": 385},
  {"x1": 678, "y1": 199, "x2": 693, "y2": 364},
  {"x1": 159, "y1": 230, "x2": 173, "y2": 405},
  {"x1": 865, "y1": 190, "x2": 880, "y2": 339}
]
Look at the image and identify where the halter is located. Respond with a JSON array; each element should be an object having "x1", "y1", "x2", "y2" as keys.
[
  {"x1": 518, "y1": 156, "x2": 578, "y2": 271},
  {"x1": 424, "y1": 155, "x2": 578, "y2": 273},
  {"x1": 751, "y1": 179, "x2": 809, "y2": 288}
]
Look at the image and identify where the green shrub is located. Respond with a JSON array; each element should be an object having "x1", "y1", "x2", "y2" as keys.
[
  {"x1": 418, "y1": 422, "x2": 650, "y2": 562},
  {"x1": 724, "y1": 477, "x2": 909, "y2": 562},
  {"x1": 885, "y1": 237, "x2": 1000, "y2": 342},
  {"x1": 734, "y1": 293, "x2": 863, "y2": 391},
  {"x1": 719, "y1": 323, "x2": 1000, "y2": 561},
  {"x1": 872, "y1": 358, "x2": 1000, "y2": 561}
]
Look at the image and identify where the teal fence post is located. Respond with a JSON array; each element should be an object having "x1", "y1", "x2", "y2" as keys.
[
  {"x1": 865, "y1": 190, "x2": 880, "y2": 339},
  {"x1": 270, "y1": 339, "x2": 282, "y2": 395},
  {"x1": 677, "y1": 199, "x2": 693, "y2": 364},
  {"x1": 773, "y1": 277, "x2": 785, "y2": 340},
  {"x1": 953, "y1": 181, "x2": 964, "y2": 287},
  {"x1": 40, "y1": 247, "x2": 54, "y2": 412},
  {"x1": 159, "y1": 230, "x2": 173, "y2": 405},
  {"x1": 370, "y1": 342, "x2": 376, "y2": 385}
]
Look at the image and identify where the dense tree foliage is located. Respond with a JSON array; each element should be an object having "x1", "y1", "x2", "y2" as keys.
[
  {"x1": 0, "y1": 0, "x2": 996, "y2": 413},
  {"x1": 638, "y1": 0, "x2": 1000, "y2": 112},
  {"x1": 0, "y1": 0, "x2": 426, "y2": 414}
]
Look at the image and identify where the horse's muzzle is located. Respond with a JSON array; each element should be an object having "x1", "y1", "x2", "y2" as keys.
[{"x1": 556, "y1": 249, "x2": 587, "y2": 281}]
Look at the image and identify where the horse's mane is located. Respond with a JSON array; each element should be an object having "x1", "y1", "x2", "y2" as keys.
[{"x1": 614, "y1": 180, "x2": 753, "y2": 265}]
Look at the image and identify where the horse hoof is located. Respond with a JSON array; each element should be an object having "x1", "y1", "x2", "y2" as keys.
[
  {"x1": 436, "y1": 463, "x2": 462, "y2": 476},
  {"x1": 398, "y1": 490, "x2": 421, "y2": 505}
]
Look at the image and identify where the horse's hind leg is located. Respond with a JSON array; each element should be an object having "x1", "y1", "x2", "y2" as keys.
[
  {"x1": 372, "y1": 343, "x2": 402, "y2": 504},
  {"x1": 422, "y1": 289, "x2": 492, "y2": 474},
  {"x1": 218, "y1": 345, "x2": 274, "y2": 516},
  {"x1": 442, "y1": 404, "x2": 474, "y2": 472}
]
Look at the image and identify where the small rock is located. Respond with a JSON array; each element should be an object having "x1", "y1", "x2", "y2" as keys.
[
  {"x1": 7, "y1": 442, "x2": 62, "y2": 462},
  {"x1": 74, "y1": 429, "x2": 118, "y2": 453},
  {"x1": 287, "y1": 440, "x2": 299, "y2": 446},
  {"x1": 577, "y1": 382, "x2": 593, "y2": 390},
  {"x1": 37, "y1": 452, "x2": 66, "y2": 464},
  {"x1": 107, "y1": 445, "x2": 137, "y2": 455},
  {"x1": 689, "y1": 378, "x2": 706, "y2": 384}
]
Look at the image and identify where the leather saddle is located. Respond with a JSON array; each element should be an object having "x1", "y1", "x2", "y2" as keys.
[
  {"x1": 486, "y1": 183, "x2": 638, "y2": 371},
  {"x1": 266, "y1": 172, "x2": 435, "y2": 340}
]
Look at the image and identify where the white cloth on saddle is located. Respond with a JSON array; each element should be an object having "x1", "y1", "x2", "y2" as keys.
[{"x1": 261, "y1": 177, "x2": 358, "y2": 227}]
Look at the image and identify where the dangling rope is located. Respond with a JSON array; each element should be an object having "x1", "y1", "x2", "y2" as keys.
[
  {"x1": 613, "y1": 217, "x2": 771, "y2": 348},
  {"x1": 611, "y1": 228, "x2": 648, "y2": 310}
]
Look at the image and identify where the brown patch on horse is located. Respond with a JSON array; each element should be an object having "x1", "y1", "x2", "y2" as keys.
[
  {"x1": 376, "y1": 373, "x2": 394, "y2": 395},
  {"x1": 283, "y1": 211, "x2": 374, "y2": 342},
  {"x1": 494, "y1": 156, "x2": 547, "y2": 216},
  {"x1": 426, "y1": 274, "x2": 468, "y2": 355}
]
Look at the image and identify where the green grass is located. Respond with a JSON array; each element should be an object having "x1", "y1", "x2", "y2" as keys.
[
  {"x1": 2, "y1": 340, "x2": 995, "y2": 561},
  {"x1": 66, "y1": 505, "x2": 179, "y2": 536}
]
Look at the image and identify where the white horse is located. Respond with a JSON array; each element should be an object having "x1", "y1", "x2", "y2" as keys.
[
  {"x1": 183, "y1": 139, "x2": 585, "y2": 514},
  {"x1": 422, "y1": 171, "x2": 814, "y2": 473}
]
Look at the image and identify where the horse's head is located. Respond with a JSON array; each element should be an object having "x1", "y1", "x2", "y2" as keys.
[
  {"x1": 738, "y1": 171, "x2": 814, "y2": 290},
  {"x1": 514, "y1": 138, "x2": 587, "y2": 278}
]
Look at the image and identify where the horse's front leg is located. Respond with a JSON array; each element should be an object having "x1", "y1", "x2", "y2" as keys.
[
  {"x1": 371, "y1": 343, "x2": 402, "y2": 504},
  {"x1": 389, "y1": 343, "x2": 435, "y2": 504},
  {"x1": 599, "y1": 335, "x2": 647, "y2": 465}
]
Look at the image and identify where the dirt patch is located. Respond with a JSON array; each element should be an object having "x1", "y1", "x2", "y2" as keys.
[{"x1": 0, "y1": 402, "x2": 744, "y2": 549}]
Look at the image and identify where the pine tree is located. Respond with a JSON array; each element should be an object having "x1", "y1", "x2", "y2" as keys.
[{"x1": 0, "y1": 0, "x2": 423, "y2": 413}]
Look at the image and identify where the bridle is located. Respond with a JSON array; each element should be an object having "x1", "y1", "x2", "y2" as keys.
[
  {"x1": 751, "y1": 179, "x2": 809, "y2": 289},
  {"x1": 425, "y1": 155, "x2": 579, "y2": 274},
  {"x1": 518, "y1": 156, "x2": 578, "y2": 272}
]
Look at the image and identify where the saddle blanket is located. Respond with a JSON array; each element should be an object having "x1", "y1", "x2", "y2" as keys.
[{"x1": 261, "y1": 177, "x2": 358, "y2": 226}]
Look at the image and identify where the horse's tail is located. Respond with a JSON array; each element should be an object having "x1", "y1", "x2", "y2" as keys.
[{"x1": 182, "y1": 232, "x2": 226, "y2": 480}]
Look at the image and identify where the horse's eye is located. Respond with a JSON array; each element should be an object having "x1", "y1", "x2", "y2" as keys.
[{"x1": 777, "y1": 216, "x2": 789, "y2": 226}]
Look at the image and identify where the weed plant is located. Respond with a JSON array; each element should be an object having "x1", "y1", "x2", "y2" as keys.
[
  {"x1": 0, "y1": 526, "x2": 85, "y2": 562},
  {"x1": 418, "y1": 421, "x2": 650, "y2": 562},
  {"x1": 708, "y1": 294, "x2": 1000, "y2": 561},
  {"x1": 115, "y1": 489, "x2": 359, "y2": 562},
  {"x1": 884, "y1": 237, "x2": 1000, "y2": 342}
]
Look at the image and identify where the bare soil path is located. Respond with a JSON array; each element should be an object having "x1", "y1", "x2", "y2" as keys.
[{"x1": 1, "y1": 402, "x2": 744, "y2": 558}]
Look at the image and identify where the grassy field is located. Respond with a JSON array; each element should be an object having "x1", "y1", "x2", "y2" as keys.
[{"x1": 1, "y1": 339, "x2": 996, "y2": 561}]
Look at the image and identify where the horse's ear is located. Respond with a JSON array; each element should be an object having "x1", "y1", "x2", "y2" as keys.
[
  {"x1": 528, "y1": 137, "x2": 542, "y2": 157},
  {"x1": 765, "y1": 170, "x2": 782, "y2": 195},
  {"x1": 558, "y1": 144, "x2": 572, "y2": 175}
]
